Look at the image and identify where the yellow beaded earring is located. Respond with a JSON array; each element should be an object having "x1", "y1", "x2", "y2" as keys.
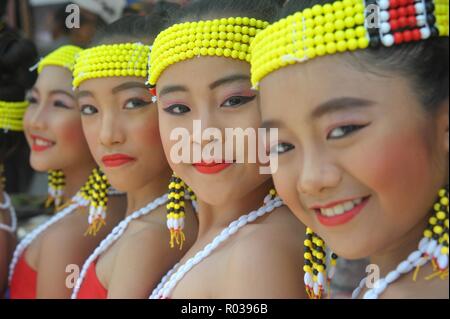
[
  {"x1": 303, "y1": 228, "x2": 338, "y2": 299},
  {"x1": 84, "y1": 168, "x2": 111, "y2": 236},
  {"x1": 421, "y1": 185, "x2": 449, "y2": 280},
  {"x1": 167, "y1": 173, "x2": 197, "y2": 250},
  {"x1": 46, "y1": 170, "x2": 65, "y2": 211}
]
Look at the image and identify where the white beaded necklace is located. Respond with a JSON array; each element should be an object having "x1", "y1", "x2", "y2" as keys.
[
  {"x1": 150, "y1": 196, "x2": 284, "y2": 299},
  {"x1": 0, "y1": 192, "x2": 17, "y2": 234},
  {"x1": 71, "y1": 194, "x2": 168, "y2": 299},
  {"x1": 352, "y1": 236, "x2": 446, "y2": 299},
  {"x1": 8, "y1": 201, "x2": 80, "y2": 283}
]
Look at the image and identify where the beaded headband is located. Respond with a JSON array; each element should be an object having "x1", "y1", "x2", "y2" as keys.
[
  {"x1": 0, "y1": 100, "x2": 28, "y2": 132},
  {"x1": 35, "y1": 45, "x2": 83, "y2": 74},
  {"x1": 72, "y1": 42, "x2": 151, "y2": 89},
  {"x1": 147, "y1": 17, "x2": 270, "y2": 97},
  {"x1": 251, "y1": 0, "x2": 449, "y2": 88}
]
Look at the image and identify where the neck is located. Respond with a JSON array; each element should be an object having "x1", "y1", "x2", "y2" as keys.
[
  {"x1": 62, "y1": 164, "x2": 95, "y2": 201},
  {"x1": 125, "y1": 170, "x2": 172, "y2": 216},
  {"x1": 196, "y1": 179, "x2": 274, "y2": 238},
  {"x1": 370, "y1": 214, "x2": 429, "y2": 278}
]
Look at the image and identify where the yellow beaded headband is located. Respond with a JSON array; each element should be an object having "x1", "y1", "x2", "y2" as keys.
[
  {"x1": 73, "y1": 42, "x2": 151, "y2": 89},
  {"x1": 36, "y1": 45, "x2": 83, "y2": 74},
  {"x1": 251, "y1": 0, "x2": 449, "y2": 88},
  {"x1": 0, "y1": 100, "x2": 28, "y2": 132},
  {"x1": 147, "y1": 17, "x2": 270, "y2": 97}
]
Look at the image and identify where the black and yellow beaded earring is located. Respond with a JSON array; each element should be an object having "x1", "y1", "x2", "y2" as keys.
[
  {"x1": 303, "y1": 228, "x2": 338, "y2": 299},
  {"x1": 46, "y1": 170, "x2": 65, "y2": 211},
  {"x1": 420, "y1": 185, "x2": 449, "y2": 280},
  {"x1": 167, "y1": 173, "x2": 197, "y2": 250},
  {"x1": 84, "y1": 168, "x2": 111, "y2": 236}
]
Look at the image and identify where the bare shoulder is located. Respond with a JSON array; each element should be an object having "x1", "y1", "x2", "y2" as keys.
[
  {"x1": 39, "y1": 206, "x2": 90, "y2": 250},
  {"x1": 223, "y1": 206, "x2": 306, "y2": 298}
]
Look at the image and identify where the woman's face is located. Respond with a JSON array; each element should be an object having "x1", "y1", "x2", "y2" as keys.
[
  {"x1": 24, "y1": 66, "x2": 94, "y2": 172},
  {"x1": 157, "y1": 56, "x2": 270, "y2": 205},
  {"x1": 259, "y1": 54, "x2": 449, "y2": 259},
  {"x1": 77, "y1": 76, "x2": 169, "y2": 192}
]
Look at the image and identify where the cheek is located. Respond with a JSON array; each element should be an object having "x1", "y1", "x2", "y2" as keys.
[
  {"x1": 273, "y1": 155, "x2": 312, "y2": 224},
  {"x1": 348, "y1": 128, "x2": 434, "y2": 221},
  {"x1": 54, "y1": 115, "x2": 89, "y2": 155}
]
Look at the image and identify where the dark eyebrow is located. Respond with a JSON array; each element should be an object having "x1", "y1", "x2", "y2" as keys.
[
  {"x1": 49, "y1": 90, "x2": 75, "y2": 99},
  {"x1": 111, "y1": 81, "x2": 148, "y2": 94},
  {"x1": 209, "y1": 74, "x2": 250, "y2": 90},
  {"x1": 76, "y1": 82, "x2": 147, "y2": 99},
  {"x1": 159, "y1": 85, "x2": 188, "y2": 98},
  {"x1": 311, "y1": 97, "x2": 375, "y2": 119}
]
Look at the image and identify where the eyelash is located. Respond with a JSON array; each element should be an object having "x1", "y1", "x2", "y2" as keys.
[
  {"x1": 220, "y1": 95, "x2": 256, "y2": 108},
  {"x1": 124, "y1": 98, "x2": 152, "y2": 109},
  {"x1": 271, "y1": 124, "x2": 368, "y2": 156},
  {"x1": 163, "y1": 104, "x2": 191, "y2": 115},
  {"x1": 80, "y1": 105, "x2": 98, "y2": 116},
  {"x1": 163, "y1": 95, "x2": 257, "y2": 115},
  {"x1": 327, "y1": 124, "x2": 368, "y2": 140},
  {"x1": 270, "y1": 142, "x2": 295, "y2": 156},
  {"x1": 26, "y1": 97, "x2": 71, "y2": 109}
]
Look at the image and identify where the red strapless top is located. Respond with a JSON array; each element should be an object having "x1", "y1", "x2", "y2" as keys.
[
  {"x1": 77, "y1": 260, "x2": 108, "y2": 299},
  {"x1": 9, "y1": 251, "x2": 37, "y2": 299}
]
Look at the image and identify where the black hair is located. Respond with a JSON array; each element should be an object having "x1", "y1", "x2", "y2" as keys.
[
  {"x1": 172, "y1": 0, "x2": 283, "y2": 25},
  {"x1": 281, "y1": 0, "x2": 449, "y2": 113},
  {"x1": 0, "y1": 26, "x2": 38, "y2": 164},
  {"x1": 94, "y1": 1, "x2": 182, "y2": 45}
]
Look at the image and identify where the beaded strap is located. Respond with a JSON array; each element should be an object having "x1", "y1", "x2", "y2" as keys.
[
  {"x1": 8, "y1": 201, "x2": 81, "y2": 283},
  {"x1": 0, "y1": 192, "x2": 17, "y2": 234},
  {"x1": 251, "y1": 0, "x2": 449, "y2": 88},
  {"x1": 73, "y1": 43, "x2": 151, "y2": 89},
  {"x1": 147, "y1": 17, "x2": 270, "y2": 95},
  {"x1": 0, "y1": 100, "x2": 28, "y2": 132},
  {"x1": 150, "y1": 195, "x2": 284, "y2": 299},
  {"x1": 34, "y1": 45, "x2": 83, "y2": 74},
  {"x1": 71, "y1": 194, "x2": 168, "y2": 299}
]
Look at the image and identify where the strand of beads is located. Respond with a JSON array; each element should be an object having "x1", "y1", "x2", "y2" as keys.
[
  {"x1": 36, "y1": 45, "x2": 83, "y2": 74},
  {"x1": 71, "y1": 194, "x2": 168, "y2": 299},
  {"x1": 73, "y1": 43, "x2": 151, "y2": 89},
  {"x1": 352, "y1": 186, "x2": 449, "y2": 299},
  {"x1": 148, "y1": 17, "x2": 270, "y2": 94},
  {"x1": 250, "y1": 0, "x2": 449, "y2": 89},
  {"x1": 377, "y1": 0, "x2": 448, "y2": 47},
  {"x1": 46, "y1": 170, "x2": 65, "y2": 210},
  {"x1": 0, "y1": 100, "x2": 28, "y2": 132},
  {"x1": 8, "y1": 201, "x2": 81, "y2": 283},
  {"x1": 85, "y1": 168, "x2": 112, "y2": 236},
  {"x1": 0, "y1": 192, "x2": 17, "y2": 234},
  {"x1": 303, "y1": 228, "x2": 338, "y2": 299},
  {"x1": 150, "y1": 191, "x2": 283, "y2": 299}
]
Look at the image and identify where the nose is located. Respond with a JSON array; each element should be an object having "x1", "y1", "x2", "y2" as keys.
[
  {"x1": 27, "y1": 103, "x2": 49, "y2": 132},
  {"x1": 99, "y1": 110, "x2": 125, "y2": 148},
  {"x1": 297, "y1": 146, "x2": 342, "y2": 197},
  {"x1": 189, "y1": 111, "x2": 224, "y2": 162}
]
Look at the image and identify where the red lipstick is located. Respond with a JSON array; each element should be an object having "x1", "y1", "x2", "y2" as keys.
[
  {"x1": 30, "y1": 134, "x2": 55, "y2": 152},
  {"x1": 102, "y1": 154, "x2": 136, "y2": 168},
  {"x1": 193, "y1": 161, "x2": 233, "y2": 174},
  {"x1": 313, "y1": 196, "x2": 371, "y2": 227}
]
